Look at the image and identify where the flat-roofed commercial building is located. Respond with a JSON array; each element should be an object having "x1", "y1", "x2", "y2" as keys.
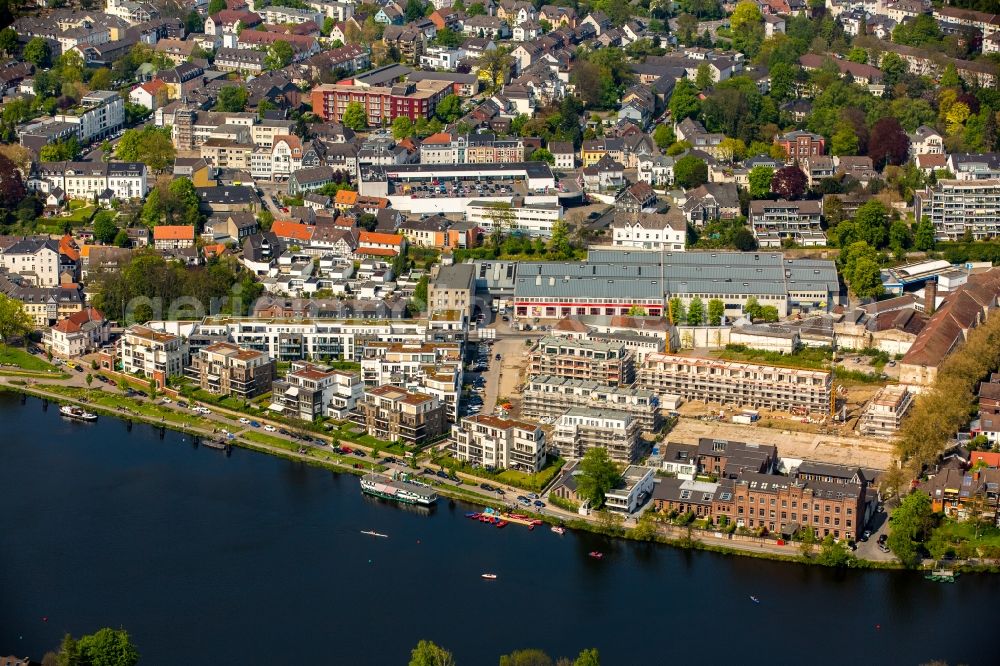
[
  {"x1": 638, "y1": 353, "x2": 832, "y2": 415},
  {"x1": 450, "y1": 414, "x2": 546, "y2": 472},
  {"x1": 510, "y1": 249, "x2": 840, "y2": 319},
  {"x1": 521, "y1": 374, "x2": 661, "y2": 431}
]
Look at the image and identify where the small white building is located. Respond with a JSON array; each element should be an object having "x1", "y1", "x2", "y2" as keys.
[
  {"x1": 604, "y1": 465, "x2": 656, "y2": 513},
  {"x1": 610, "y1": 212, "x2": 686, "y2": 251}
]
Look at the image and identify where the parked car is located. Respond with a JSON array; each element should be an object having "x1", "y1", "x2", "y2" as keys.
[
  {"x1": 340, "y1": 445, "x2": 353, "y2": 454},
  {"x1": 239, "y1": 417, "x2": 250, "y2": 424},
  {"x1": 249, "y1": 421, "x2": 261, "y2": 428},
  {"x1": 353, "y1": 450, "x2": 366, "y2": 457},
  {"x1": 436, "y1": 470, "x2": 449, "y2": 479},
  {"x1": 495, "y1": 353, "x2": 502, "y2": 361},
  {"x1": 264, "y1": 425, "x2": 277, "y2": 432},
  {"x1": 533, "y1": 500, "x2": 545, "y2": 508},
  {"x1": 480, "y1": 482, "x2": 495, "y2": 492}
]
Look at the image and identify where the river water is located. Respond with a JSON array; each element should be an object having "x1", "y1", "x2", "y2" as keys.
[{"x1": 0, "y1": 393, "x2": 993, "y2": 665}]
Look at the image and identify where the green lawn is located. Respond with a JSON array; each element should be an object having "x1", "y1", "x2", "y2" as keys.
[
  {"x1": 0, "y1": 347, "x2": 58, "y2": 372},
  {"x1": 433, "y1": 454, "x2": 566, "y2": 492},
  {"x1": 932, "y1": 519, "x2": 1000, "y2": 555}
]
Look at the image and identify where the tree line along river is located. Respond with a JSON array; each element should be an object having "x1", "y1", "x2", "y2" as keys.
[{"x1": 0, "y1": 393, "x2": 993, "y2": 665}]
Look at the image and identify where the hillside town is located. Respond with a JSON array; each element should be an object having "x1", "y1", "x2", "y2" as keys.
[{"x1": 4, "y1": 0, "x2": 1000, "y2": 569}]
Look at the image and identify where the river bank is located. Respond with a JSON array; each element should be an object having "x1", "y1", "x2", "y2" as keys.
[{"x1": 0, "y1": 380, "x2": 947, "y2": 571}]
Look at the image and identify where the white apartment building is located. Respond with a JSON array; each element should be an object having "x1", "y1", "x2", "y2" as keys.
[
  {"x1": 915, "y1": 179, "x2": 1000, "y2": 241},
  {"x1": 120, "y1": 325, "x2": 188, "y2": 387},
  {"x1": 180, "y1": 317, "x2": 432, "y2": 362},
  {"x1": 360, "y1": 341, "x2": 463, "y2": 421},
  {"x1": 610, "y1": 213, "x2": 686, "y2": 251},
  {"x1": 551, "y1": 407, "x2": 641, "y2": 463},
  {"x1": 307, "y1": 0, "x2": 354, "y2": 21},
  {"x1": 261, "y1": 6, "x2": 322, "y2": 24},
  {"x1": 53, "y1": 91, "x2": 124, "y2": 143},
  {"x1": 465, "y1": 199, "x2": 563, "y2": 236},
  {"x1": 451, "y1": 414, "x2": 546, "y2": 472},
  {"x1": 419, "y1": 46, "x2": 466, "y2": 71},
  {"x1": 33, "y1": 161, "x2": 148, "y2": 201},
  {"x1": 0, "y1": 239, "x2": 61, "y2": 287}
]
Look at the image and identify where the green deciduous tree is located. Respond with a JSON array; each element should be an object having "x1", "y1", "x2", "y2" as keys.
[
  {"x1": 499, "y1": 649, "x2": 553, "y2": 666},
  {"x1": 708, "y1": 298, "x2": 724, "y2": 326},
  {"x1": 215, "y1": 86, "x2": 248, "y2": 112},
  {"x1": 435, "y1": 94, "x2": 463, "y2": 123},
  {"x1": 391, "y1": 116, "x2": 413, "y2": 140},
  {"x1": 653, "y1": 124, "x2": 673, "y2": 150},
  {"x1": 668, "y1": 297, "x2": 686, "y2": 325},
  {"x1": 815, "y1": 535, "x2": 855, "y2": 567},
  {"x1": 748, "y1": 166, "x2": 773, "y2": 199},
  {"x1": 575, "y1": 447, "x2": 620, "y2": 508},
  {"x1": 0, "y1": 292, "x2": 33, "y2": 347},
  {"x1": 914, "y1": 216, "x2": 936, "y2": 251},
  {"x1": 24, "y1": 37, "x2": 51, "y2": 68},
  {"x1": 574, "y1": 648, "x2": 600, "y2": 666},
  {"x1": 686, "y1": 296, "x2": 704, "y2": 325},
  {"x1": 408, "y1": 640, "x2": 455, "y2": 666},
  {"x1": 59, "y1": 627, "x2": 139, "y2": 666},
  {"x1": 93, "y1": 211, "x2": 118, "y2": 244},
  {"x1": 673, "y1": 155, "x2": 708, "y2": 189},
  {"x1": 342, "y1": 101, "x2": 368, "y2": 130},
  {"x1": 115, "y1": 126, "x2": 174, "y2": 171},
  {"x1": 264, "y1": 40, "x2": 295, "y2": 70},
  {"x1": 887, "y1": 492, "x2": 934, "y2": 567},
  {"x1": 853, "y1": 199, "x2": 890, "y2": 249},
  {"x1": 668, "y1": 78, "x2": 700, "y2": 123}
]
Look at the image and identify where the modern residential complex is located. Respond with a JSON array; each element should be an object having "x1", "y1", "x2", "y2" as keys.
[
  {"x1": 119, "y1": 325, "x2": 188, "y2": 387},
  {"x1": 528, "y1": 336, "x2": 635, "y2": 387},
  {"x1": 638, "y1": 354, "x2": 833, "y2": 415},
  {"x1": 450, "y1": 415, "x2": 546, "y2": 473},
  {"x1": 187, "y1": 342, "x2": 276, "y2": 399},
  {"x1": 350, "y1": 385, "x2": 447, "y2": 446},
  {"x1": 550, "y1": 407, "x2": 641, "y2": 463},
  {"x1": 521, "y1": 374, "x2": 662, "y2": 431}
]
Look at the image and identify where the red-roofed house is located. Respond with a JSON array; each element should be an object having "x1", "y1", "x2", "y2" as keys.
[
  {"x1": 272, "y1": 219, "x2": 316, "y2": 244},
  {"x1": 129, "y1": 79, "x2": 169, "y2": 110},
  {"x1": 43, "y1": 306, "x2": 109, "y2": 357},
  {"x1": 971, "y1": 451, "x2": 1000, "y2": 469},
  {"x1": 205, "y1": 10, "x2": 262, "y2": 35},
  {"x1": 153, "y1": 225, "x2": 196, "y2": 250},
  {"x1": 358, "y1": 230, "x2": 406, "y2": 257}
]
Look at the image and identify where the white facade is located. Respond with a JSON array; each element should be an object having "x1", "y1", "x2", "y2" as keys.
[
  {"x1": 465, "y1": 200, "x2": 563, "y2": 236},
  {"x1": 0, "y1": 241, "x2": 60, "y2": 287},
  {"x1": 53, "y1": 91, "x2": 124, "y2": 143},
  {"x1": 610, "y1": 217, "x2": 686, "y2": 251},
  {"x1": 604, "y1": 465, "x2": 655, "y2": 513},
  {"x1": 451, "y1": 415, "x2": 546, "y2": 472},
  {"x1": 33, "y1": 161, "x2": 148, "y2": 201},
  {"x1": 120, "y1": 325, "x2": 187, "y2": 385}
]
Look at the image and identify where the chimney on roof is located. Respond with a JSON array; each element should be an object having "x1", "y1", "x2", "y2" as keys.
[{"x1": 925, "y1": 279, "x2": 937, "y2": 315}]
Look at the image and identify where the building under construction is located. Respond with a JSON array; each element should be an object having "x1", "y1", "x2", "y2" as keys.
[{"x1": 637, "y1": 353, "x2": 832, "y2": 415}]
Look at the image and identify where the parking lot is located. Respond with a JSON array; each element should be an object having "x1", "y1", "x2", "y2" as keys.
[{"x1": 392, "y1": 177, "x2": 519, "y2": 198}]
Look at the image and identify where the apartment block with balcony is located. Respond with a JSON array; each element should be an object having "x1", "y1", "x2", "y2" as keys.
[
  {"x1": 528, "y1": 336, "x2": 634, "y2": 387},
  {"x1": 638, "y1": 353, "x2": 832, "y2": 415},
  {"x1": 310, "y1": 79, "x2": 452, "y2": 125},
  {"x1": 915, "y1": 179, "x2": 1000, "y2": 241},
  {"x1": 351, "y1": 385, "x2": 447, "y2": 446},
  {"x1": 450, "y1": 414, "x2": 546, "y2": 472},
  {"x1": 749, "y1": 199, "x2": 825, "y2": 248},
  {"x1": 360, "y1": 341, "x2": 463, "y2": 421},
  {"x1": 187, "y1": 342, "x2": 276, "y2": 399},
  {"x1": 270, "y1": 362, "x2": 362, "y2": 421},
  {"x1": 521, "y1": 374, "x2": 661, "y2": 432},
  {"x1": 550, "y1": 407, "x2": 640, "y2": 463},
  {"x1": 120, "y1": 324, "x2": 188, "y2": 387}
]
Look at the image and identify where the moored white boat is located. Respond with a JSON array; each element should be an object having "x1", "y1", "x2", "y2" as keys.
[{"x1": 59, "y1": 405, "x2": 97, "y2": 422}]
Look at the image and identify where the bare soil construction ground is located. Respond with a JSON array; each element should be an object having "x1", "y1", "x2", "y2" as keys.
[{"x1": 667, "y1": 416, "x2": 896, "y2": 470}]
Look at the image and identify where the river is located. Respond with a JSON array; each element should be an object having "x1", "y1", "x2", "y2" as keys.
[{"x1": 0, "y1": 393, "x2": 994, "y2": 665}]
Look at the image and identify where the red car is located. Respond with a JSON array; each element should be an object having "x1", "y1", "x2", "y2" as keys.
[{"x1": 339, "y1": 445, "x2": 353, "y2": 454}]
